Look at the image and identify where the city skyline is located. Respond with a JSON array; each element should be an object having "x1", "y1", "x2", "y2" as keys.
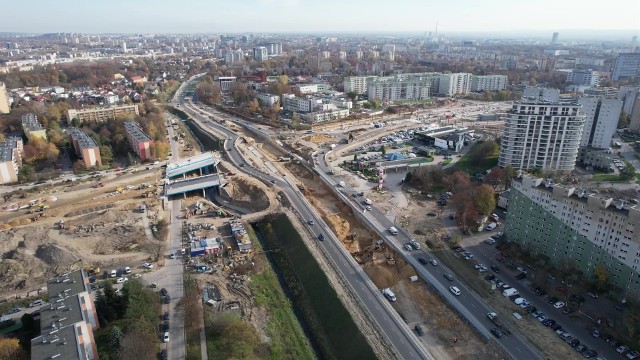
[{"x1": 2, "y1": 0, "x2": 639, "y2": 36}]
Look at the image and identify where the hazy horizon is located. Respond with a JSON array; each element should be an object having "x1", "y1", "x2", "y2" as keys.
[{"x1": 1, "y1": 0, "x2": 639, "y2": 37}]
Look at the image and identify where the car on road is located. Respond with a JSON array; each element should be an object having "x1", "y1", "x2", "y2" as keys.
[
  {"x1": 160, "y1": 288, "x2": 169, "y2": 296},
  {"x1": 143, "y1": 262, "x2": 154, "y2": 270},
  {"x1": 317, "y1": 234, "x2": 324, "y2": 241},
  {"x1": 404, "y1": 244, "x2": 413, "y2": 251},
  {"x1": 307, "y1": 219, "x2": 315, "y2": 225},
  {"x1": 414, "y1": 325, "x2": 425, "y2": 336},
  {"x1": 163, "y1": 331, "x2": 170, "y2": 343},
  {"x1": 365, "y1": 206, "x2": 372, "y2": 211},
  {"x1": 429, "y1": 259, "x2": 438, "y2": 266},
  {"x1": 449, "y1": 286, "x2": 461, "y2": 296},
  {"x1": 163, "y1": 312, "x2": 169, "y2": 321},
  {"x1": 484, "y1": 238, "x2": 496, "y2": 245},
  {"x1": 4, "y1": 307, "x2": 22, "y2": 315},
  {"x1": 170, "y1": 253, "x2": 176, "y2": 259},
  {"x1": 554, "y1": 301, "x2": 565, "y2": 309},
  {"x1": 29, "y1": 299, "x2": 44, "y2": 308},
  {"x1": 490, "y1": 328, "x2": 502, "y2": 338},
  {"x1": 419, "y1": 258, "x2": 428, "y2": 265},
  {"x1": 409, "y1": 240, "x2": 421, "y2": 250},
  {"x1": 443, "y1": 273, "x2": 454, "y2": 281}
]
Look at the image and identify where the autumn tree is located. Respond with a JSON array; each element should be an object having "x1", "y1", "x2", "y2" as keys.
[
  {"x1": 473, "y1": 185, "x2": 496, "y2": 215},
  {"x1": 484, "y1": 167, "x2": 503, "y2": 190},
  {"x1": 593, "y1": 263, "x2": 610, "y2": 292},
  {"x1": 118, "y1": 319, "x2": 157, "y2": 360},
  {"x1": 0, "y1": 338, "x2": 27, "y2": 360},
  {"x1": 23, "y1": 138, "x2": 60, "y2": 165},
  {"x1": 501, "y1": 165, "x2": 517, "y2": 189},
  {"x1": 99, "y1": 145, "x2": 113, "y2": 164},
  {"x1": 229, "y1": 82, "x2": 251, "y2": 104}
]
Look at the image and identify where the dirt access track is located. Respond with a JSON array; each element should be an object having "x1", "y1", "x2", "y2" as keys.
[{"x1": 285, "y1": 161, "x2": 508, "y2": 360}]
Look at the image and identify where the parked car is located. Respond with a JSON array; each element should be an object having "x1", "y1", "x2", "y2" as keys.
[
  {"x1": 160, "y1": 288, "x2": 169, "y2": 296},
  {"x1": 554, "y1": 301, "x2": 565, "y2": 309},
  {"x1": 414, "y1": 325, "x2": 425, "y2": 336},
  {"x1": 163, "y1": 331, "x2": 170, "y2": 342},
  {"x1": 163, "y1": 312, "x2": 170, "y2": 321},
  {"x1": 3, "y1": 307, "x2": 22, "y2": 315}
]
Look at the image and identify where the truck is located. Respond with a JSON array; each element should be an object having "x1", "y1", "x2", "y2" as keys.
[{"x1": 502, "y1": 288, "x2": 519, "y2": 297}]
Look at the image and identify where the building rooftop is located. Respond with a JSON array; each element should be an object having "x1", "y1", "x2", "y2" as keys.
[
  {"x1": 21, "y1": 113, "x2": 45, "y2": 132},
  {"x1": 31, "y1": 323, "x2": 85, "y2": 360},
  {"x1": 0, "y1": 137, "x2": 21, "y2": 162},
  {"x1": 46, "y1": 270, "x2": 91, "y2": 299},
  {"x1": 68, "y1": 128, "x2": 98, "y2": 150},
  {"x1": 124, "y1": 121, "x2": 152, "y2": 143},
  {"x1": 40, "y1": 295, "x2": 86, "y2": 333}
]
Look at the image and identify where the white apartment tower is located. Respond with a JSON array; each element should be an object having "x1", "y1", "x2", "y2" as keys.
[
  {"x1": 343, "y1": 76, "x2": 377, "y2": 95},
  {"x1": 470, "y1": 75, "x2": 507, "y2": 92},
  {"x1": 438, "y1": 73, "x2": 471, "y2": 96},
  {"x1": 499, "y1": 100, "x2": 585, "y2": 171},
  {"x1": 577, "y1": 97, "x2": 623, "y2": 149},
  {"x1": 253, "y1": 47, "x2": 268, "y2": 61}
]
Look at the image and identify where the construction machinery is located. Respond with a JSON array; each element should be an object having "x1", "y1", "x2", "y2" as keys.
[{"x1": 83, "y1": 265, "x2": 101, "y2": 276}]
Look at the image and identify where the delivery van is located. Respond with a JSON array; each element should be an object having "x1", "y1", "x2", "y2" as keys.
[{"x1": 382, "y1": 288, "x2": 397, "y2": 302}]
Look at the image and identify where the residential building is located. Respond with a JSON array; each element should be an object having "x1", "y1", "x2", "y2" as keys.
[
  {"x1": 584, "y1": 87, "x2": 618, "y2": 97},
  {"x1": 255, "y1": 93, "x2": 280, "y2": 107},
  {"x1": 611, "y1": 53, "x2": 640, "y2": 80},
  {"x1": 618, "y1": 85, "x2": 640, "y2": 115},
  {"x1": 301, "y1": 109, "x2": 350, "y2": 123},
  {"x1": 67, "y1": 104, "x2": 139, "y2": 123},
  {"x1": 343, "y1": 76, "x2": 377, "y2": 95},
  {"x1": 21, "y1": 113, "x2": 47, "y2": 140},
  {"x1": 124, "y1": 121, "x2": 153, "y2": 161},
  {"x1": 438, "y1": 73, "x2": 471, "y2": 96},
  {"x1": 0, "y1": 81, "x2": 9, "y2": 114},
  {"x1": 566, "y1": 69, "x2": 599, "y2": 86},
  {"x1": 367, "y1": 77, "x2": 431, "y2": 101},
  {"x1": 577, "y1": 97, "x2": 622, "y2": 149},
  {"x1": 294, "y1": 84, "x2": 319, "y2": 94},
  {"x1": 69, "y1": 128, "x2": 101, "y2": 168},
  {"x1": 551, "y1": 32, "x2": 559, "y2": 45},
  {"x1": 506, "y1": 175, "x2": 640, "y2": 294},
  {"x1": 0, "y1": 137, "x2": 23, "y2": 184},
  {"x1": 31, "y1": 270, "x2": 99, "y2": 360},
  {"x1": 498, "y1": 99, "x2": 585, "y2": 171},
  {"x1": 630, "y1": 94, "x2": 640, "y2": 133},
  {"x1": 265, "y1": 42, "x2": 282, "y2": 55},
  {"x1": 224, "y1": 50, "x2": 243, "y2": 65},
  {"x1": 253, "y1": 46, "x2": 268, "y2": 61},
  {"x1": 470, "y1": 75, "x2": 507, "y2": 92},
  {"x1": 578, "y1": 147, "x2": 615, "y2": 171}
]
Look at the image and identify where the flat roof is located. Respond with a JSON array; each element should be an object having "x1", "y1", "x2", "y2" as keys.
[
  {"x1": 22, "y1": 113, "x2": 45, "y2": 132},
  {"x1": 164, "y1": 174, "x2": 222, "y2": 196},
  {"x1": 0, "y1": 137, "x2": 21, "y2": 162},
  {"x1": 47, "y1": 270, "x2": 91, "y2": 299},
  {"x1": 40, "y1": 295, "x2": 85, "y2": 333},
  {"x1": 31, "y1": 323, "x2": 83, "y2": 360},
  {"x1": 124, "y1": 121, "x2": 152, "y2": 143},
  {"x1": 69, "y1": 128, "x2": 98, "y2": 150}
]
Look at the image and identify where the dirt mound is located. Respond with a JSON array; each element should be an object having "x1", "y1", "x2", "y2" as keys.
[
  {"x1": 35, "y1": 244, "x2": 79, "y2": 267},
  {"x1": 308, "y1": 134, "x2": 334, "y2": 143},
  {"x1": 64, "y1": 204, "x2": 116, "y2": 218},
  {"x1": 218, "y1": 178, "x2": 269, "y2": 212},
  {"x1": 364, "y1": 264, "x2": 397, "y2": 289},
  {"x1": 69, "y1": 209, "x2": 128, "y2": 225}
]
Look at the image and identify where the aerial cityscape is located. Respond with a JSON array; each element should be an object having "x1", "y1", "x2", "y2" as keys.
[{"x1": 0, "y1": 1, "x2": 639, "y2": 360}]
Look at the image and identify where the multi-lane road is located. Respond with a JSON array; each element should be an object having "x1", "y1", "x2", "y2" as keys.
[{"x1": 178, "y1": 99, "x2": 435, "y2": 359}]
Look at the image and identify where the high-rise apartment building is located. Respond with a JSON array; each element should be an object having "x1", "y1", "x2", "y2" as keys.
[
  {"x1": 438, "y1": 73, "x2": 471, "y2": 96},
  {"x1": 367, "y1": 77, "x2": 431, "y2": 101},
  {"x1": 611, "y1": 53, "x2": 640, "y2": 80},
  {"x1": 224, "y1": 50, "x2": 243, "y2": 64},
  {"x1": 470, "y1": 75, "x2": 507, "y2": 92},
  {"x1": 577, "y1": 97, "x2": 623, "y2": 149},
  {"x1": 566, "y1": 69, "x2": 599, "y2": 86},
  {"x1": 498, "y1": 99, "x2": 585, "y2": 171},
  {"x1": 343, "y1": 76, "x2": 378, "y2": 95},
  {"x1": 253, "y1": 46, "x2": 268, "y2": 61},
  {"x1": 124, "y1": 121, "x2": 153, "y2": 161},
  {"x1": 523, "y1": 87, "x2": 560, "y2": 102},
  {"x1": 551, "y1": 32, "x2": 559, "y2": 44},
  {"x1": 0, "y1": 81, "x2": 10, "y2": 114},
  {"x1": 506, "y1": 175, "x2": 640, "y2": 294}
]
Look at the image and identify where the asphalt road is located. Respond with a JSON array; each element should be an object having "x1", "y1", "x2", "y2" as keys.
[
  {"x1": 178, "y1": 100, "x2": 435, "y2": 360},
  {"x1": 317, "y1": 145, "x2": 544, "y2": 360}
]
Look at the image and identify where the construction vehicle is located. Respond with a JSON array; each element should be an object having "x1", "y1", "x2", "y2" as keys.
[
  {"x1": 83, "y1": 265, "x2": 101, "y2": 276},
  {"x1": 115, "y1": 186, "x2": 124, "y2": 193},
  {"x1": 59, "y1": 220, "x2": 65, "y2": 230}
]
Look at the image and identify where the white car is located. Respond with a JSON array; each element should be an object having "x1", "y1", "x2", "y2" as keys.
[
  {"x1": 553, "y1": 301, "x2": 565, "y2": 309},
  {"x1": 404, "y1": 244, "x2": 413, "y2": 251},
  {"x1": 124, "y1": 266, "x2": 131, "y2": 274},
  {"x1": 116, "y1": 277, "x2": 128, "y2": 284},
  {"x1": 429, "y1": 259, "x2": 438, "y2": 266},
  {"x1": 450, "y1": 286, "x2": 461, "y2": 296},
  {"x1": 143, "y1": 262, "x2": 154, "y2": 270},
  {"x1": 110, "y1": 270, "x2": 117, "y2": 278},
  {"x1": 163, "y1": 331, "x2": 170, "y2": 342}
]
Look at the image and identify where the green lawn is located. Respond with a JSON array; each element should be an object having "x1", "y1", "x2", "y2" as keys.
[
  {"x1": 450, "y1": 143, "x2": 499, "y2": 174},
  {"x1": 591, "y1": 174, "x2": 630, "y2": 182}
]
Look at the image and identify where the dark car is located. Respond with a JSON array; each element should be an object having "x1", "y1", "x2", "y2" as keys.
[
  {"x1": 317, "y1": 234, "x2": 324, "y2": 241},
  {"x1": 575, "y1": 344, "x2": 587, "y2": 353},
  {"x1": 163, "y1": 312, "x2": 169, "y2": 321},
  {"x1": 160, "y1": 288, "x2": 169, "y2": 296},
  {"x1": 160, "y1": 349, "x2": 168, "y2": 360},
  {"x1": 515, "y1": 273, "x2": 527, "y2": 280},
  {"x1": 569, "y1": 339, "x2": 580, "y2": 348},
  {"x1": 582, "y1": 349, "x2": 597, "y2": 358},
  {"x1": 491, "y1": 265, "x2": 500, "y2": 273},
  {"x1": 414, "y1": 325, "x2": 424, "y2": 336},
  {"x1": 543, "y1": 319, "x2": 556, "y2": 327},
  {"x1": 162, "y1": 322, "x2": 169, "y2": 332},
  {"x1": 164, "y1": 295, "x2": 171, "y2": 304},
  {"x1": 4, "y1": 307, "x2": 22, "y2": 315},
  {"x1": 563, "y1": 307, "x2": 575, "y2": 315},
  {"x1": 537, "y1": 289, "x2": 547, "y2": 297},
  {"x1": 551, "y1": 324, "x2": 563, "y2": 331},
  {"x1": 419, "y1": 258, "x2": 428, "y2": 265},
  {"x1": 443, "y1": 273, "x2": 454, "y2": 282},
  {"x1": 485, "y1": 274, "x2": 496, "y2": 281},
  {"x1": 491, "y1": 328, "x2": 503, "y2": 338}
]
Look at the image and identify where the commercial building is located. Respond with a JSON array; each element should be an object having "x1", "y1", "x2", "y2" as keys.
[
  {"x1": 190, "y1": 237, "x2": 223, "y2": 256},
  {"x1": 498, "y1": 99, "x2": 585, "y2": 171},
  {"x1": 438, "y1": 73, "x2": 472, "y2": 96},
  {"x1": 282, "y1": 94, "x2": 315, "y2": 112},
  {"x1": 577, "y1": 96, "x2": 622, "y2": 149},
  {"x1": 255, "y1": 93, "x2": 280, "y2": 107},
  {"x1": 414, "y1": 126, "x2": 471, "y2": 153},
  {"x1": 67, "y1": 104, "x2": 139, "y2": 123},
  {"x1": 31, "y1": 270, "x2": 99, "y2": 360},
  {"x1": 69, "y1": 128, "x2": 102, "y2": 168},
  {"x1": 566, "y1": 69, "x2": 599, "y2": 86},
  {"x1": 216, "y1": 77, "x2": 237, "y2": 92},
  {"x1": 612, "y1": 53, "x2": 640, "y2": 80},
  {"x1": 21, "y1": 113, "x2": 47, "y2": 140},
  {"x1": 0, "y1": 81, "x2": 10, "y2": 114},
  {"x1": 523, "y1": 87, "x2": 561, "y2": 102},
  {"x1": 253, "y1": 47, "x2": 268, "y2": 62},
  {"x1": 470, "y1": 75, "x2": 507, "y2": 92},
  {"x1": 506, "y1": 175, "x2": 640, "y2": 294},
  {"x1": 124, "y1": 121, "x2": 153, "y2": 161},
  {"x1": 294, "y1": 84, "x2": 319, "y2": 94},
  {"x1": 551, "y1": 32, "x2": 559, "y2": 45},
  {"x1": 0, "y1": 137, "x2": 23, "y2": 184}
]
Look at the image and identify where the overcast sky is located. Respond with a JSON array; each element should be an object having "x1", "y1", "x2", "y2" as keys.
[{"x1": 2, "y1": 0, "x2": 639, "y2": 35}]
